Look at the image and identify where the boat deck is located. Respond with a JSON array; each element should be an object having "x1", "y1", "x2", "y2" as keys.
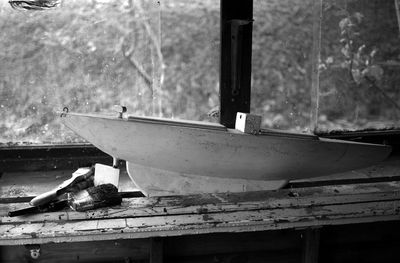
[{"x1": 1, "y1": 155, "x2": 400, "y2": 262}]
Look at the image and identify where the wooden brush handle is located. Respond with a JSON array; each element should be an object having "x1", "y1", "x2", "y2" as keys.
[{"x1": 30, "y1": 189, "x2": 58, "y2": 207}]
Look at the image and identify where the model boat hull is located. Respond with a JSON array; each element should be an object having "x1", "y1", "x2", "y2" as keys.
[{"x1": 61, "y1": 112, "x2": 391, "y2": 196}]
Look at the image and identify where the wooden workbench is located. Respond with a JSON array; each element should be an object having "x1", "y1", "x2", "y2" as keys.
[
  {"x1": 1, "y1": 155, "x2": 400, "y2": 262},
  {"x1": 1, "y1": 180, "x2": 400, "y2": 245}
]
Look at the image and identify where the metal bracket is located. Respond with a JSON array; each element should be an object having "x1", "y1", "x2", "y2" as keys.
[{"x1": 113, "y1": 105, "x2": 127, "y2": 119}]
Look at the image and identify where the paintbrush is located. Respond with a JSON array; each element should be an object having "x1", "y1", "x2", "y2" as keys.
[
  {"x1": 68, "y1": 184, "x2": 122, "y2": 212},
  {"x1": 8, "y1": 199, "x2": 68, "y2": 217},
  {"x1": 30, "y1": 167, "x2": 94, "y2": 207}
]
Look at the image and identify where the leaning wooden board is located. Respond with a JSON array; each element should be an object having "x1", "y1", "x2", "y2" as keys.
[{"x1": 1, "y1": 181, "x2": 400, "y2": 246}]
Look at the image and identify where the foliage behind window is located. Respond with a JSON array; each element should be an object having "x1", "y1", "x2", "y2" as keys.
[
  {"x1": 317, "y1": 0, "x2": 400, "y2": 131},
  {"x1": 251, "y1": 0, "x2": 314, "y2": 131}
]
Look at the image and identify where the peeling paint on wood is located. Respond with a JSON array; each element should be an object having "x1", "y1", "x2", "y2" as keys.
[{"x1": 1, "y1": 181, "x2": 400, "y2": 246}]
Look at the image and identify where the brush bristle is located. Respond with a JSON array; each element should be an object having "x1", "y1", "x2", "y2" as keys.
[{"x1": 68, "y1": 184, "x2": 122, "y2": 212}]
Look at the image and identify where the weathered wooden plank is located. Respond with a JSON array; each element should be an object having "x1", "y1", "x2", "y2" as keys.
[
  {"x1": 2, "y1": 181, "x2": 400, "y2": 222},
  {"x1": 1, "y1": 198, "x2": 399, "y2": 246},
  {"x1": 1, "y1": 180, "x2": 399, "y2": 246},
  {"x1": 0, "y1": 191, "x2": 398, "y2": 224}
]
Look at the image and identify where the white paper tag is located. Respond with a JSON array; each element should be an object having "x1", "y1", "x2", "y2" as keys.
[{"x1": 94, "y1": 163, "x2": 120, "y2": 188}]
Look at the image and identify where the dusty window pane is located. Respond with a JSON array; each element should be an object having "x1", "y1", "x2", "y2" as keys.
[
  {"x1": 161, "y1": 0, "x2": 220, "y2": 121},
  {"x1": 0, "y1": 0, "x2": 220, "y2": 145},
  {"x1": 0, "y1": 0, "x2": 162, "y2": 144},
  {"x1": 317, "y1": 0, "x2": 400, "y2": 132},
  {"x1": 252, "y1": 0, "x2": 314, "y2": 132}
]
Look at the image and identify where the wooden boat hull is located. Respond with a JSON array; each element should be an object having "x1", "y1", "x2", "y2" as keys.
[
  {"x1": 61, "y1": 112, "x2": 392, "y2": 196},
  {"x1": 126, "y1": 162, "x2": 288, "y2": 196}
]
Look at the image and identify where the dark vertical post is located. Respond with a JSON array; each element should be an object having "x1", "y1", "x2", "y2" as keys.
[
  {"x1": 150, "y1": 237, "x2": 163, "y2": 263},
  {"x1": 302, "y1": 228, "x2": 321, "y2": 263},
  {"x1": 220, "y1": 0, "x2": 253, "y2": 128}
]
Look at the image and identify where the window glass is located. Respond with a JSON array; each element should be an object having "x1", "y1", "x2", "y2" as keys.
[
  {"x1": 0, "y1": 0, "x2": 220, "y2": 144},
  {"x1": 0, "y1": 0, "x2": 162, "y2": 144},
  {"x1": 316, "y1": 0, "x2": 400, "y2": 132},
  {"x1": 252, "y1": 0, "x2": 314, "y2": 132},
  {"x1": 4, "y1": 0, "x2": 396, "y2": 145},
  {"x1": 160, "y1": 0, "x2": 220, "y2": 121}
]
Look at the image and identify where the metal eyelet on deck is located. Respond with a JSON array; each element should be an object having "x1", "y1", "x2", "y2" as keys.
[{"x1": 60, "y1": 106, "x2": 69, "y2": 117}]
